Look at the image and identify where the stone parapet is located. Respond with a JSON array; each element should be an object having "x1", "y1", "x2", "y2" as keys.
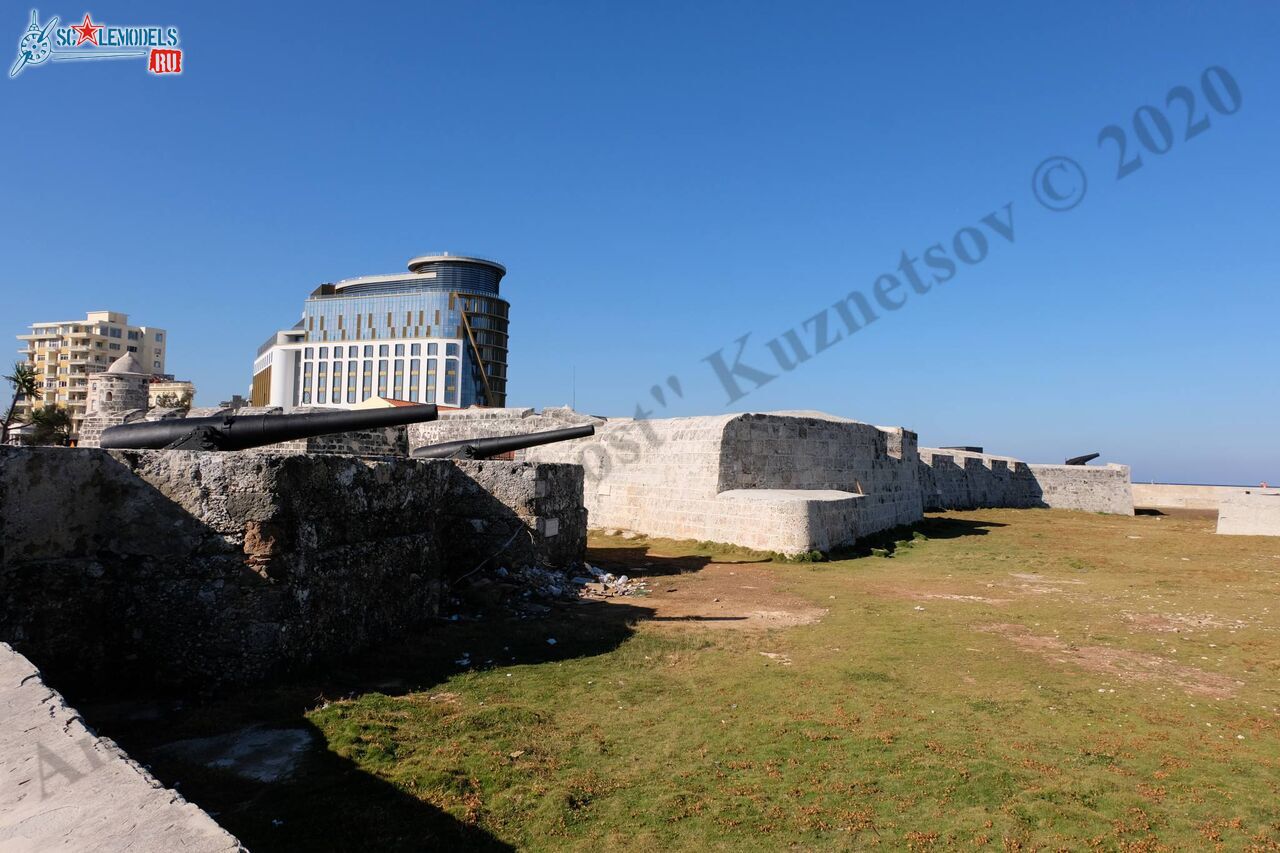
[{"x1": 0, "y1": 447, "x2": 586, "y2": 690}]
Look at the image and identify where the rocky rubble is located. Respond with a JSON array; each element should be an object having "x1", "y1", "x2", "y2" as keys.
[
  {"x1": 574, "y1": 564, "x2": 649, "y2": 598},
  {"x1": 450, "y1": 563, "x2": 648, "y2": 619}
]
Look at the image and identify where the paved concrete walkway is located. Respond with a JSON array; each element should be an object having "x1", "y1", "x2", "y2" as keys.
[{"x1": 0, "y1": 643, "x2": 241, "y2": 852}]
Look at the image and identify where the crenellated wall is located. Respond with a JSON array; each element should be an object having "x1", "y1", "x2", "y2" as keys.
[{"x1": 917, "y1": 447, "x2": 1132, "y2": 515}]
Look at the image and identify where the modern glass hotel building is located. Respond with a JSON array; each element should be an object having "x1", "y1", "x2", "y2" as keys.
[{"x1": 251, "y1": 254, "x2": 509, "y2": 409}]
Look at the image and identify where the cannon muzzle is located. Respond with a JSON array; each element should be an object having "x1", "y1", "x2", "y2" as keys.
[
  {"x1": 411, "y1": 424, "x2": 595, "y2": 460},
  {"x1": 99, "y1": 405, "x2": 439, "y2": 451}
]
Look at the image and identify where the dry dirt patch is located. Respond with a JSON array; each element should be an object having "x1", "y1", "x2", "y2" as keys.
[
  {"x1": 604, "y1": 560, "x2": 826, "y2": 631},
  {"x1": 979, "y1": 623, "x2": 1240, "y2": 697}
]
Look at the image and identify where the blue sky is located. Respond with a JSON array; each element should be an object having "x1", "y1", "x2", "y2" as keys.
[{"x1": 2, "y1": 2, "x2": 1276, "y2": 484}]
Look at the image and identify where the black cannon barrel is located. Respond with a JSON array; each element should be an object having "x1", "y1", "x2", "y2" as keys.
[
  {"x1": 99, "y1": 405, "x2": 439, "y2": 451},
  {"x1": 412, "y1": 424, "x2": 595, "y2": 460},
  {"x1": 1064, "y1": 452, "x2": 1100, "y2": 466}
]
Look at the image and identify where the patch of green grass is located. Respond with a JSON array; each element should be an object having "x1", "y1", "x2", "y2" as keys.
[{"x1": 101, "y1": 509, "x2": 1280, "y2": 851}]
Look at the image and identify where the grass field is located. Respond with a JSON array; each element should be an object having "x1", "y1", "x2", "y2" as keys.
[{"x1": 98, "y1": 509, "x2": 1280, "y2": 851}]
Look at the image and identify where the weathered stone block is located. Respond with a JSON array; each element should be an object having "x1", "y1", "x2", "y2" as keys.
[{"x1": 0, "y1": 447, "x2": 586, "y2": 690}]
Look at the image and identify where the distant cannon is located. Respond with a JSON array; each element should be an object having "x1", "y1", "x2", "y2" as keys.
[
  {"x1": 99, "y1": 405, "x2": 439, "y2": 451},
  {"x1": 412, "y1": 424, "x2": 595, "y2": 460},
  {"x1": 1064, "y1": 452, "x2": 1100, "y2": 466}
]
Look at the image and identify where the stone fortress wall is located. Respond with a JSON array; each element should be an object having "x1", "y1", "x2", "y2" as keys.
[
  {"x1": 1131, "y1": 482, "x2": 1272, "y2": 512},
  {"x1": 917, "y1": 447, "x2": 1134, "y2": 516},
  {"x1": 0, "y1": 446, "x2": 584, "y2": 690},
  {"x1": 418, "y1": 409, "x2": 922, "y2": 553},
  {"x1": 411, "y1": 408, "x2": 1136, "y2": 553}
]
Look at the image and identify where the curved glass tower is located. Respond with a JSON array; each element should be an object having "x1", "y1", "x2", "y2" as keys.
[{"x1": 252, "y1": 254, "x2": 510, "y2": 409}]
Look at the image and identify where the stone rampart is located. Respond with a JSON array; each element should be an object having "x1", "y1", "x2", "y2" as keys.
[
  {"x1": 1027, "y1": 463, "x2": 1134, "y2": 515},
  {"x1": 918, "y1": 447, "x2": 1133, "y2": 515},
  {"x1": 409, "y1": 408, "x2": 1135, "y2": 553},
  {"x1": 0, "y1": 447, "x2": 585, "y2": 690},
  {"x1": 413, "y1": 410, "x2": 924, "y2": 554}
]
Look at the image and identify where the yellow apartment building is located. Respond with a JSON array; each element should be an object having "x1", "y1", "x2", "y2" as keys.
[{"x1": 15, "y1": 311, "x2": 167, "y2": 441}]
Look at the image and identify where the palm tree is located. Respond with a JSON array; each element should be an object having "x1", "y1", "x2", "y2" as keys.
[
  {"x1": 2, "y1": 362, "x2": 38, "y2": 445},
  {"x1": 26, "y1": 405, "x2": 72, "y2": 446}
]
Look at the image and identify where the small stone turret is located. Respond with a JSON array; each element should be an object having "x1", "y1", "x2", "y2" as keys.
[{"x1": 78, "y1": 354, "x2": 150, "y2": 447}]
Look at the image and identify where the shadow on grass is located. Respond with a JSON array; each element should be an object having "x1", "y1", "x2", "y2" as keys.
[
  {"x1": 916, "y1": 516, "x2": 1008, "y2": 539},
  {"x1": 586, "y1": 546, "x2": 730, "y2": 577},
  {"x1": 141, "y1": 718, "x2": 516, "y2": 852},
  {"x1": 588, "y1": 516, "x2": 1010, "y2": 572},
  {"x1": 69, "y1": 597, "x2": 656, "y2": 852}
]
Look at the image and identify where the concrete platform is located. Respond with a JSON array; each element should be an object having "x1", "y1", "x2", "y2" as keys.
[
  {"x1": 1217, "y1": 490, "x2": 1280, "y2": 536},
  {"x1": 0, "y1": 643, "x2": 241, "y2": 852}
]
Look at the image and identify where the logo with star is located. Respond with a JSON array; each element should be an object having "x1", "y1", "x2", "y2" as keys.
[{"x1": 70, "y1": 13, "x2": 102, "y2": 46}]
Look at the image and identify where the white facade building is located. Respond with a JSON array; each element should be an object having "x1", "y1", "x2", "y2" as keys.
[
  {"x1": 252, "y1": 254, "x2": 509, "y2": 409},
  {"x1": 252, "y1": 329, "x2": 465, "y2": 408}
]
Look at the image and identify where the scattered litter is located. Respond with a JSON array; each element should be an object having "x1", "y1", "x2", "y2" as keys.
[
  {"x1": 914, "y1": 605, "x2": 925, "y2": 611},
  {"x1": 491, "y1": 563, "x2": 649, "y2": 607},
  {"x1": 546, "y1": 638, "x2": 557, "y2": 645}
]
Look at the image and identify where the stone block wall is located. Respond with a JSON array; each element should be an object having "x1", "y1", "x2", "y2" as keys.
[
  {"x1": 917, "y1": 448, "x2": 1043, "y2": 511},
  {"x1": 1216, "y1": 490, "x2": 1280, "y2": 536},
  {"x1": 718, "y1": 413, "x2": 922, "y2": 538},
  {"x1": 407, "y1": 408, "x2": 1135, "y2": 553},
  {"x1": 0, "y1": 446, "x2": 585, "y2": 690},
  {"x1": 918, "y1": 447, "x2": 1133, "y2": 515},
  {"x1": 1026, "y1": 463, "x2": 1134, "y2": 515},
  {"x1": 414, "y1": 409, "x2": 926, "y2": 554},
  {"x1": 77, "y1": 409, "x2": 146, "y2": 448},
  {"x1": 445, "y1": 460, "x2": 586, "y2": 570},
  {"x1": 264, "y1": 406, "x2": 409, "y2": 457}
]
